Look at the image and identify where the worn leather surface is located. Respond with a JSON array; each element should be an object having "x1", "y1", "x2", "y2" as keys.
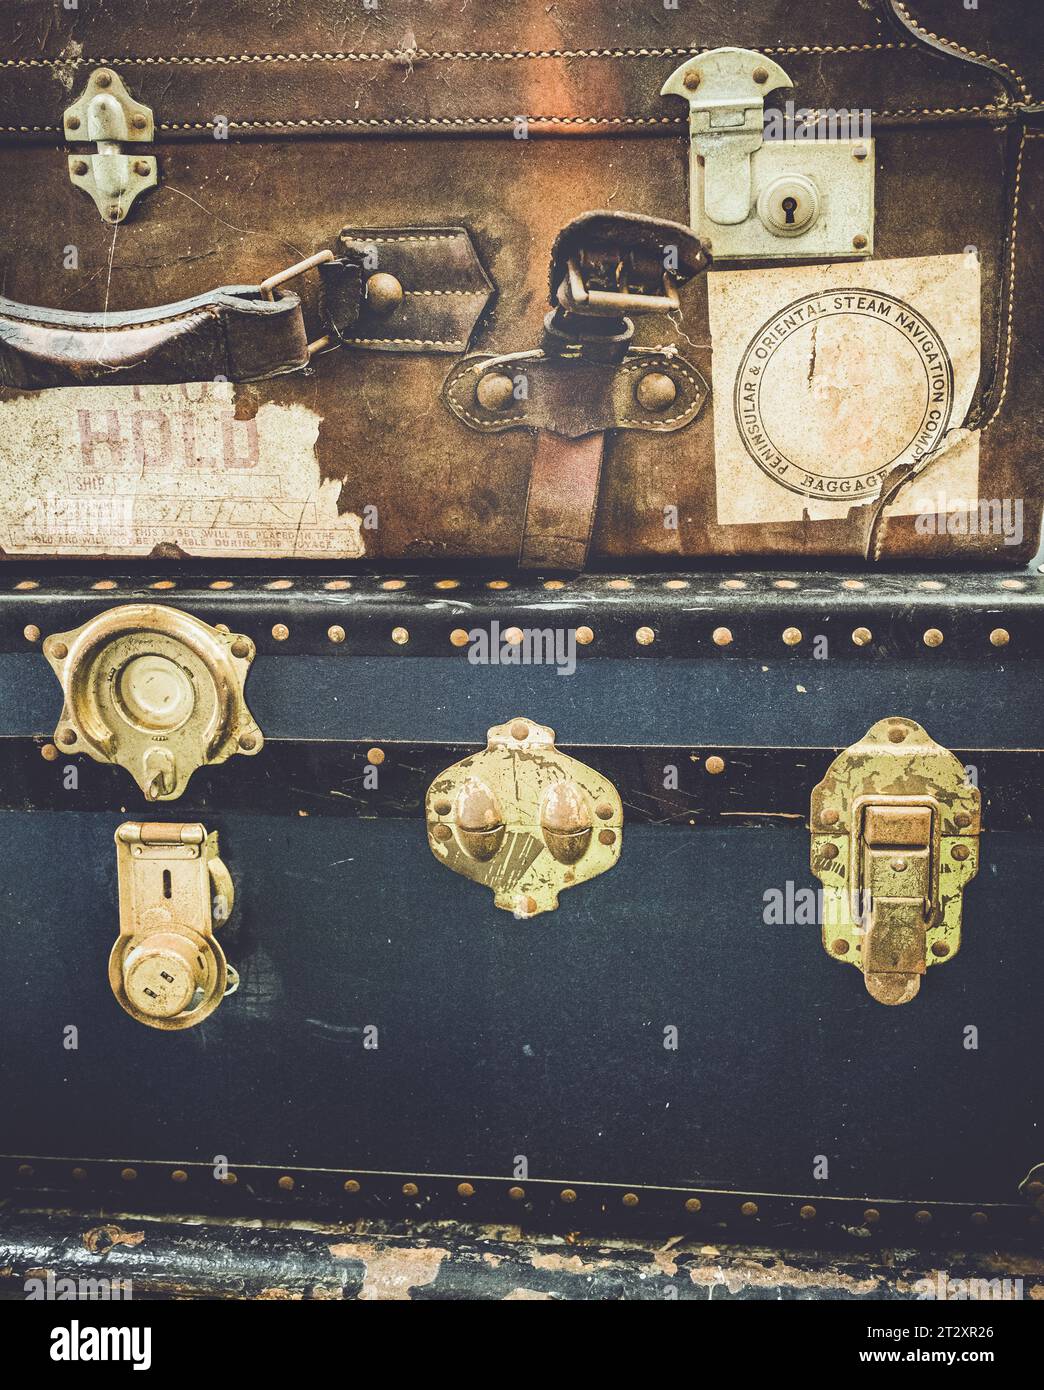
[
  {"x1": 0, "y1": 287, "x2": 309, "y2": 389},
  {"x1": 0, "y1": 0, "x2": 1039, "y2": 564},
  {"x1": 519, "y1": 432, "x2": 606, "y2": 571}
]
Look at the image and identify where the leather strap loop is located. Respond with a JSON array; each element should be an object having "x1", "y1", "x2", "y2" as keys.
[{"x1": 519, "y1": 432, "x2": 606, "y2": 573}]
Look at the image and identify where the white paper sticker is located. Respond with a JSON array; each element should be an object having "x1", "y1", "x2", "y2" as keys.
[
  {"x1": 707, "y1": 254, "x2": 981, "y2": 524},
  {"x1": 0, "y1": 380, "x2": 364, "y2": 558}
]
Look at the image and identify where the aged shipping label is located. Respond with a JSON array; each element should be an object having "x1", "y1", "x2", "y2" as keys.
[
  {"x1": 0, "y1": 381, "x2": 364, "y2": 558},
  {"x1": 707, "y1": 254, "x2": 981, "y2": 524}
]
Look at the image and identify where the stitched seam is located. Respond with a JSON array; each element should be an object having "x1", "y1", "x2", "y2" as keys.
[
  {"x1": 12, "y1": 305, "x2": 221, "y2": 331},
  {"x1": 344, "y1": 233, "x2": 462, "y2": 243},
  {"x1": 402, "y1": 289, "x2": 482, "y2": 297},
  {"x1": 0, "y1": 42, "x2": 910, "y2": 68},
  {"x1": 342, "y1": 335, "x2": 464, "y2": 348},
  {"x1": 893, "y1": 1, "x2": 1034, "y2": 102},
  {"x1": 981, "y1": 126, "x2": 1025, "y2": 435}
]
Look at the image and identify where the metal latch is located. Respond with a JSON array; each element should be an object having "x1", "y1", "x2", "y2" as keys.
[
  {"x1": 64, "y1": 68, "x2": 157, "y2": 223},
  {"x1": 110, "y1": 822, "x2": 235, "y2": 1030},
  {"x1": 661, "y1": 47, "x2": 874, "y2": 262},
  {"x1": 426, "y1": 717, "x2": 622, "y2": 916},
  {"x1": 43, "y1": 605, "x2": 263, "y2": 801},
  {"x1": 811, "y1": 718, "x2": 980, "y2": 1005}
]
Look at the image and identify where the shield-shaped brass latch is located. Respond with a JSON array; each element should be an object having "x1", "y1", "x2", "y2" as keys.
[
  {"x1": 810, "y1": 718, "x2": 980, "y2": 1005},
  {"x1": 426, "y1": 718, "x2": 622, "y2": 917}
]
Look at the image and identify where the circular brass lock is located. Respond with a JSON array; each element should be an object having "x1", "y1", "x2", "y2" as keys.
[
  {"x1": 757, "y1": 174, "x2": 820, "y2": 237},
  {"x1": 111, "y1": 924, "x2": 227, "y2": 1029},
  {"x1": 43, "y1": 606, "x2": 262, "y2": 800}
]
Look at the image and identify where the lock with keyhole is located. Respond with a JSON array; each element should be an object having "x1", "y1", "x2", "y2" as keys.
[
  {"x1": 757, "y1": 174, "x2": 821, "y2": 237},
  {"x1": 110, "y1": 821, "x2": 237, "y2": 1030}
]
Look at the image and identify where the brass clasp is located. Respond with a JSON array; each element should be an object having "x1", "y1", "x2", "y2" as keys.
[{"x1": 64, "y1": 69, "x2": 157, "y2": 224}]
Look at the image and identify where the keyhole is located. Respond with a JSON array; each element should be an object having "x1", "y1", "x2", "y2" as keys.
[
  {"x1": 781, "y1": 196, "x2": 798, "y2": 226},
  {"x1": 162, "y1": 868, "x2": 172, "y2": 899}
]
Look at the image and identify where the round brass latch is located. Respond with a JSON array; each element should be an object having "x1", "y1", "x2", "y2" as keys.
[
  {"x1": 365, "y1": 272, "x2": 404, "y2": 315},
  {"x1": 634, "y1": 372, "x2": 678, "y2": 413}
]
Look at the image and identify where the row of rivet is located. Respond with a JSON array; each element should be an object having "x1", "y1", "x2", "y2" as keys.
[
  {"x1": 7, "y1": 577, "x2": 1036, "y2": 594},
  {"x1": 12, "y1": 1162, "x2": 1008, "y2": 1226}
]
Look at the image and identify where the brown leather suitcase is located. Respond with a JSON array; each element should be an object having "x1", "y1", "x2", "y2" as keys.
[{"x1": 0, "y1": 0, "x2": 1040, "y2": 569}]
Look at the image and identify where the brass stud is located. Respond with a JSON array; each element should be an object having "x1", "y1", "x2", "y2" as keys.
[
  {"x1": 544, "y1": 579, "x2": 566, "y2": 590},
  {"x1": 476, "y1": 372, "x2": 516, "y2": 412},
  {"x1": 821, "y1": 844, "x2": 839, "y2": 861},
  {"x1": 434, "y1": 579, "x2": 460, "y2": 591},
  {"x1": 14, "y1": 580, "x2": 39, "y2": 590},
  {"x1": 774, "y1": 579, "x2": 799, "y2": 590},
  {"x1": 888, "y1": 726, "x2": 907, "y2": 743},
  {"x1": 863, "y1": 1207, "x2": 880, "y2": 1225},
  {"x1": 820, "y1": 809, "x2": 839, "y2": 825},
  {"x1": 432, "y1": 824, "x2": 452, "y2": 842},
  {"x1": 131, "y1": 114, "x2": 148, "y2": 131},
  {"x1": 278, "y1": 1175, "x2": 295, "y2": 1192},
  {"x1": 40, "y1": 743, "x2": 58, "y2": 762},
  {"x1": 72, "y1": 158, "x2": 89, "y2": 176},
  {"x1": 722, "y1": 579, "x2": 746, "y2": 590},
  {"x1": 367, "y1": 747, "x2": 385, "y2": 766},
  {"x1": 17, "y1": 1164, "x2": 33, "y2": 1177},
  {"x1": 607, "y1": 578, "x2": 633, "y2": 590},
  {"x1": 343, "y1": 1179, "x2": 361, "y2": 1194},
  {"x1": 595, "y1": 801, "x2": 614, "y2": 820},
  {"x1": 951, "y1": 844, "x2": 970, "y2": 862},
  {"x1": 402, "y1": 1181, "x2": 419, "y2": 1197},
  {"x1": 324, "y1": 579, "x2": 351, "y2": 591},
  {"x1": 457, "y1": 1182, "x2": 475, "y2": 1199},
  {"x1": 210, "y1": 579, "x2": 233, "y2": 590},
  {"x1": 171, "y1": 1169, "x2": 188, "y2": 1184},
  {"x1": 634, "y1": 371, "x2": 677, "y2": 413},
  {"x1": 434, "y1": 798, "x2": 452, "y2": 816},
  {"x1": 504, "y1": 626, "x2": 524, "y2": 645},
  {"x1": 266, "y1": 579, "x2": 293, "y2": 590},
  {"x1": 271, "y1": 623, "x2": 290, "y2": 642},
  {"x1": 95, "y1": 71, "x2": 112, "y2": 87},
  {"x1": 238, "y1": 733, "x2": 257, "y2": 751},
  {"x1": 853, "y1": 144, "x2": 869, "y2": 161},
  {"x1": 832, "y1": 938, "x2": 849, "y2": 955},
  {"x1": 712, "y1": 627, "x2": 733, "y2": 647},
  {"x1": 705, "y1": 755, "x2": 725, "y2": 775},
  {"x1": 220, "y1": 1172, "x2": 238, "y2": 1186},
  {"x1": 635, "y1": 626, "x2": 655, "y2": 646},
  {"x1": 133, "y1": 159, "x2": 151, "y2": 177},
  {"x1": 955, "y1": 812, "x2": 972, "y2": 827},
  {"x1": 684, "y1": 1197, "x2": 702, "y2": 1213},
  {"x1": 560, "y1": 1188, "x2": 577, "y2": 1203},
  {"x1": 891, "y1": 857, "x2": 907, "y2": 872},
  {"x1": 852, "y1": 234, "x2": 868, "y2": 250},
  {"x1": 914, "y1": 1209, "x2": 932, "y2": 1225},
  {"x1": 382, "y1": 579, "x2": 406, "y2": 591},
  {"x1": 931, "y1": 941, "x2": 950, "y2": 957},
  {"x1": 23, "y1": 624, "x2": 40, "y2": 643},
  {"x1": 66, "y1": 115, "x2": 81, "y2": 130},
  {"x1": 365, "y1": 271, "x2": 404, "y2": 315},
  {"x1": 231, "y1": 637, "x2": 251, "y2": 659},
  {"x1": 391, "y1": 626, "x2": 409, "y2": 645},
  {"x1": 58, "y1": 728, "x2": 77, "y2": 746},
  {"x1": 327, "y1": 625, "x2": 346, "y2": 645},
  {"x1": 740, "y1": 1201, "x2": 758, "y2": 1217},
  {"x1": 508, "y1": 1186, "x2": 526, "y2": 1201},
  {"x1": 800, "y1": 1204, "x2": 817, "y2": 1221},
  {"x1": 50, "y1": 641, "x2": 68, "y2": 660},
  {"x1": 922, "y1": 628, "x2": 944, "y2": 648},
  {"x1": 683, "y1": 70, "x2": 701, "y2": 90},
  {"x1": 516, "y1": 894, "x2": 538, "y2": 916},
  {"x1": 989, "y1": 628, "x2": 1010, "y2": 647},
  {"x1": 487, "y1": 580, "x2": 510, "y2": 590},
  {"x1": 150, "y1": 580, "x2": 175, "y2": 591},
  {"x1": 575, "y1": 625, "x2": 594, "y2": 645},
  {"x1": 971, "y1": 1211, "x2": 988, "y2": 1227},
  {"x1": 121, "y1": 1167, "x2": 137, "y2": 1182},
  {"x1": 598, "y1": 829, "x2": 616, "y2": 846},
  {"x1": 622, "y1": 1192, "x2": 639, "y2": 1208},
  {"x1": 450, "y1": 628, "x2": 470, "y2": 647},
  {"x1": 752, "y1": 66, "x2": 769, "y2": 83},
  {"x1": 511, "y1": 720, "x2": 530, "y2": 740},
  {"x1": 782, "y1": 626, "x2": 802, "y2": 646},
  {"x1": 851, "y1": 626, "x2": 872, "y2": 647},
  {"x1": 71, "y1": 1167, "x2": 87, "y2": 1182}
]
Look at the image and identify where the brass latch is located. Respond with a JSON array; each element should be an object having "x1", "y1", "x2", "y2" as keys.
[
  {"x1": 111, "y1": 822, "x2": 235, "y2": 1030},
  {"x1": 426, "y1": 718, "x2": 622, "y2": 916},
  {"x1": 64, "y1": 68, "x2": 157, "y2": 223},
  {"x1": 43, "y1": 605, "x2": 263, "y2": 801},
  {"x1": 811, "y1": 718, "x2": 980, "y2": 1005},
  {"x1": 661, "y1": 47, "x2": 875, "y2": 261}
]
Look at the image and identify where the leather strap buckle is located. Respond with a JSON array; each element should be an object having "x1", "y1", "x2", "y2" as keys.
[
  {"x1": 558, "y1": 256, "x2": 681, "y2": 317},
  {"x1": 259, "y1": 249, "x2": 338, "y2": 358}
]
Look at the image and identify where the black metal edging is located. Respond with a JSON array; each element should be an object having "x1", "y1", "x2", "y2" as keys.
[
  {"x1": 1, "y1": 738, "x2": 1041, "y2": 827},
  {"x1": 2, "y1": 570, "x2": 1042, "y2": 658}
]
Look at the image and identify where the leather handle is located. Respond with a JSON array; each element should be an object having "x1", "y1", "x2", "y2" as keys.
[{"x1": 0, "y1": 286, "x2": 311, "y2": 390}]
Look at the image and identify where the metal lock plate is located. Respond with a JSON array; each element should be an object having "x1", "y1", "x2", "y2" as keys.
[
  {"x1": 111, "y1": 822, "x2": 235, "y2": 1030},
  {"x1": 43, "y1": 605, "x2": 262, "y2": 801},
  {"x1": 661, "y1": 47, "x2": 874, "y2": 262},
  {"x1": 426, "y1": 718, "x2": 622, "y2": 916},
  {"x1": 64, "y1": 68, "x2": 157, "y2": 223},
  {"x1": 810, "y1": 718, "x2": 980, "y2": 1005}
]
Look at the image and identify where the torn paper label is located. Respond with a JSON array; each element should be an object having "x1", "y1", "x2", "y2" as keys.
[
  {"x1": 707, "y1": 254, "x2": 981, "y2": 524},
  {"x1": 0, "y1": 380, "x2": 364, "y2": 558}
]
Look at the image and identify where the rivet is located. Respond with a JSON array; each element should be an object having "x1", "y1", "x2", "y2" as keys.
[
  {"x1": 598, "y1": 829, "x2": 616, "y2": 846},
  {"x1": 382, "y1": 579, "x2": 406, "y2": 591},
  {"x1": 684, "y1": 1197, "x2": 702, "y2": 1213},
  {"x1": 23, "y1": 624, "x2": 40, "y2": 643},
  {"x1": 450, "y1": 628, "x2": 470, "y2": 647},
  {"x1": 712, "y1": 627, "x2": 733, "y2": 647},
  {"x1": 821, "y1": 844, "x2": 839, "y2": 861},
  {"x1": 560, "y1": 1188, "x2": 577, "y2": 1203},
  {"x1": 434, "y1": 798, "x2": 452, "y2": 816},
  {"x1": 740, "y1": 1201, "x2": 758, "y2": 1217},
  {"x1": 432, "y1": 824, "x2": 452, "y2": 842},
  {"x1": 951, "y1": 844, "x2": 970, "y2": 862},
  {"x1": 663, "y1": 579, "x2": 688, "y2": 590},
  {"x1": 516, "y1": 894, "x2": 538, "y2": 916},
  {"x1": 800, "y1": 1204, "x2": 817, "y2": 1221},
  {"x1": 17, "y1": 1164, "x2": 33, "y2": 1177},
  {"x1": 853, "y1": 144, "x2": 868, "y2": 160},
  {"x1": 931, "y1": 941, "x2": 950, "y2": 957},
  {"x1": 683, "y1": 70, "x2": 701, "y2": 90},
  {"x1": 50, "y1": 641, "x2": 68, "y2": 660},
  {"x1": 238, "y1": 733, "x2": 257, "y2": 751},
  {"x1": 121, "y1": 1167, "x2": 137, "y2": 1182},
  {"x1": 133, "y1": 159, "x2": 150, "y2": 177},
  {"x1": 722, "y1": 579, "x2": 746, "y2": 590},
  {"x1": 210, "y1": 579, "x2": 233, "y2": 590},
  {"x1": 923, "y1": 628, "x2": 944, "y2": 648},
  {"x1": 391, "y1": 626, "x2": 409, "y2": 645},
  {"x1": 66, "y1": 115, "x2": 81, "y2": 130},
  {"x1": 635, "y1": 626, "x2": 655, "y2": 646},
  {"x1": 402, "y1": 1181, "x2": 419, "y2": 1197},
  {"x1": 41, "y1": 743, "x2": 59, "y2": 761},
  {"x1": 575, "y1": 625, "x2": 594, "y2": 645},
  {"x1": 782, "y1": 626, "x2": 802, "y2": 646},
  {"x1": 71, "y1": 1167, "x2": 87, "y2": 1182},
  {"x1": 820, "y1": 809, "x2": 839, "y2": 825},
  {"x1": 852, "y1": 234, "x2": 868, "y2": 250},
  {"x1": 508, "y1": 1186, "x2": 526, "y2": 1201},
  {"x1": 324, "y1": 579, "x2": 351, "y2": 590},
  {"x1": 487, "y1": 580, "x2": 510, "y2": 590},
  {"x1": 151, "y1": 580, "x2": 175, "y2": 590},
  {"x1": 914, "y1": 1209, "x2": 932, "y2": 1225},
  {"x1": 434, "y1": 579, "x2": 460, "y2": 590},
  {"x1": 607, "y1": 578, "x2": 633, "y2": 590},
  {"x1": 95, "y1": 71, "x2": 112, "y2": 88},
  {"x1": 511, "y1": 720, "x2": 530, "y2": 740},
  {"x1": 278, "y1": 1175, "x2": 295, "y2": 1191},
  {"x1": 266, "y1": 579, "x2": 293, "y2": 590},
  {"x1": 891, "y1": 857, "x2": 907, "y2": 872},
  {"x1": 752, "y1": 66, "x2": 768, "y2": 83},
  {"x1": 14, "y1": 580, "x2": 39, "y2": 590},
  {"x1": 863, "y1": 1207, "x2": 880, "y2": 1225},
  {"x1": 622, "y1": 1192, "x2": 639, "y2": 1208},
  {"x1": 457, "y1": 1182, "x2": 475, "y2": 1198},
  {"x1": 365, "y1": 271, "x2": 404, "y2": 315},
  {"x1": 72, "y1": 158, "x2": 89, "y2": 176},
  {"x1": 231, "y1": 637, "x2": 251, "y2": 659},
  {"x1": 367, "y1": 747, "x2": 385, "y2": 765},
  {"x1": 504, "y1": 626, "x2": 524, "y2": 645},
  {"x1": 171, "y1": 1169, "x2": 188, "y2": 1183},
  {"x1": 58, "y1": 728, "x2": 77, "y2": 746},
  {"x1": 955, "y1": 812, "x2": 971, "y2": 827},
  {"x1": 774, "y1": 579, "x2": 799, "y2": 590},
  {"x1": 544, "y1": 579, "x2": 566, "y2": 590},
  {"x1": 327, "y1": 624, "x2": 346, "y2": 645},
  {"x1": 475, "y1": 372, "x2": 516, "y2": 412},
  {"x1": 888, "y1": 726, "x2": 907, "y2": 742},
  {"x1": 989, "y1": 628, "x2": 1010, "y2": 647},
  {"x1": 851, "y1": 626, "x2": 872, "y2": 646},
  {"x1": 832, "y1": 938, "x2": 849, "y2": 955},
  {"x1": 131, "y1": 113, "x2": 148, "y2": 131},
  {"x1": 595, "y1": 801, "x2": 614, "y2": 820},
  {"x1": 271, "y1": 623, "x2": 289, "y2": 642},
  {"x1": 220, "y1": 1172, "x2": 238, "y2": 1185},
  {"x1": 634, "y1": 371, "x2": 677, "y2": 412},
  {"x1": 971, "y1": 1211, "x2": 988, "y2": 1227},
  {"x1": 344, "y1": 1179, "x2": 361, "y2": 1194},
  {"x1": 705, "y1": 755, "x2": 725, "y2": 775}
]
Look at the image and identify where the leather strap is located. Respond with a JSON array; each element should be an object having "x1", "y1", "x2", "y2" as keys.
[
  {"x1": 519, "y1": 431, "x2": 606, "y2": 572},
  {"x1": 0, "y1": 286, "x2": 309, "y2": 389}
]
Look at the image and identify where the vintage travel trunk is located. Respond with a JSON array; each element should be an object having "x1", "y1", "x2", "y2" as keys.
[
  {"x1": 0, "y1": 0, "x2": 1041, "y2": 570},
  {"x1": 0, "y1": 569, "x2": 1042, "y2": 1243}
]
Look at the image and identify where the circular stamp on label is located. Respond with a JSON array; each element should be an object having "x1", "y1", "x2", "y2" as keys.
[{"x1": 733, "y1": 290, "x2": 954, "y2": 500}]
